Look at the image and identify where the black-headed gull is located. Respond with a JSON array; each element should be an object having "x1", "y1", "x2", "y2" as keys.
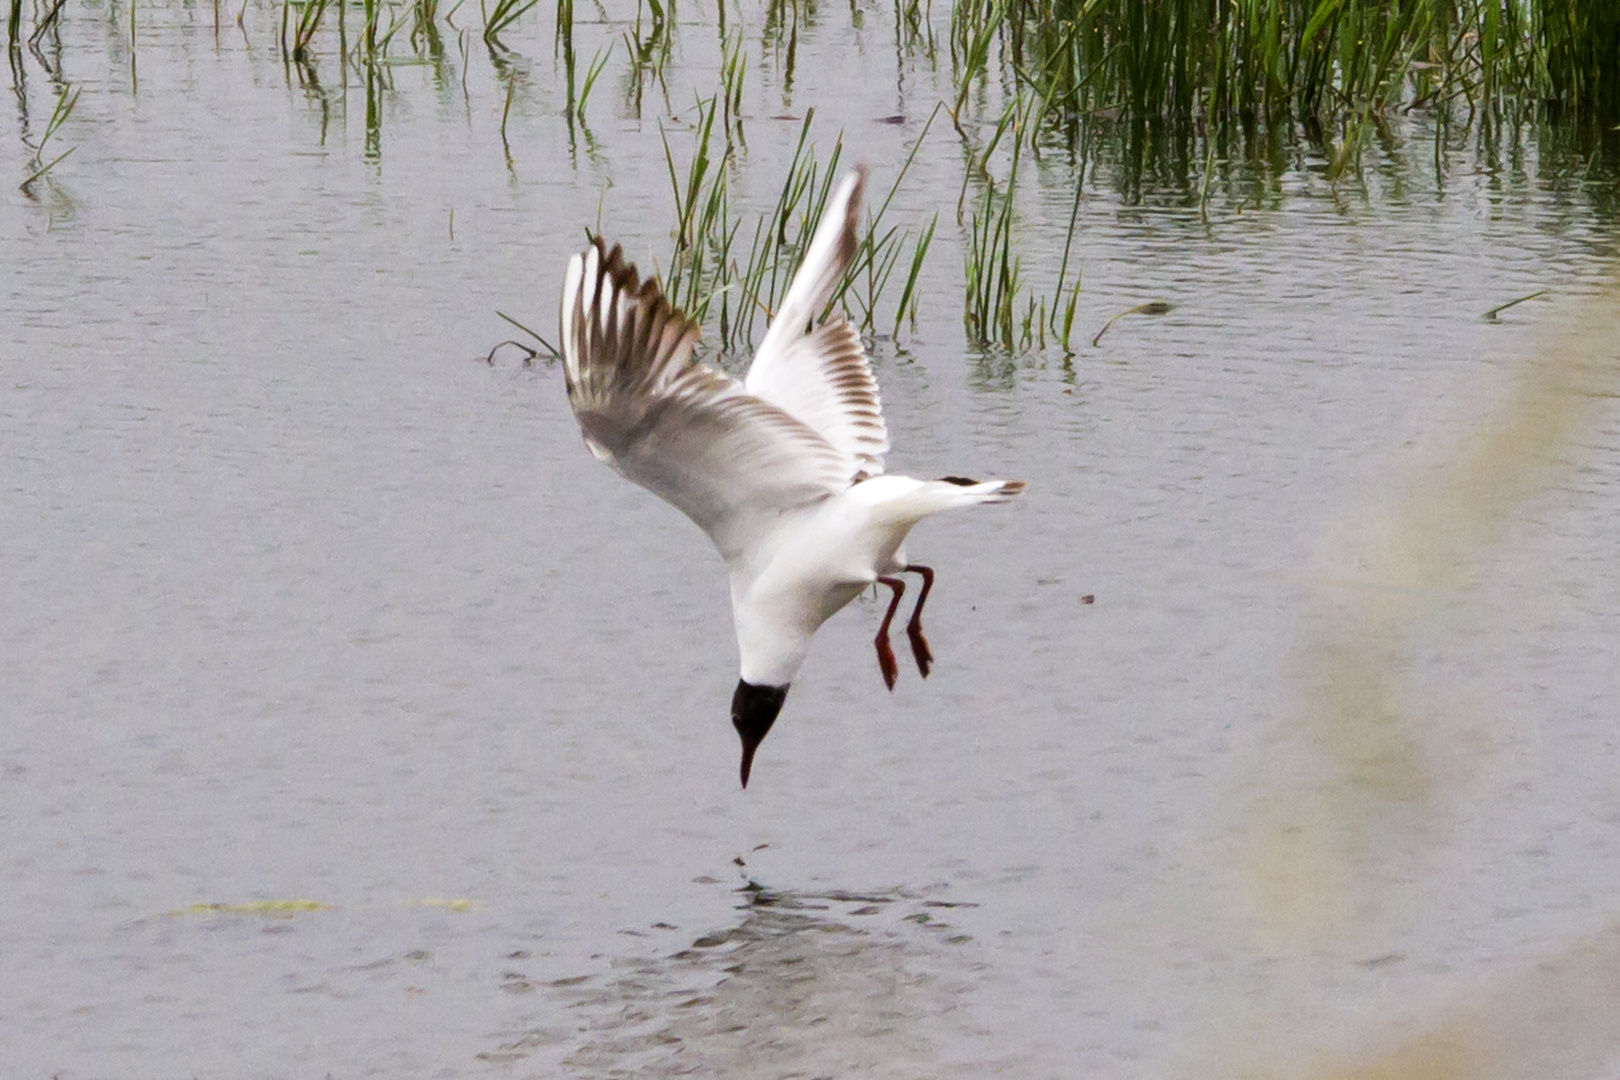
[{"x1": 559, "y1": 167, "x2": 1025, "y2": 787}]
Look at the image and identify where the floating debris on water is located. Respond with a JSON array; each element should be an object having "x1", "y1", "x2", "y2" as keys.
[
  {"x1": 168, "y1": 899, "x2": 329, "y2": 917},
  {"x1": 406, "y1": 897, "x2": 481, "y2": 911},
  {"x1": 1091, "y1": 300, "x2": 1175, "y2": 347}
]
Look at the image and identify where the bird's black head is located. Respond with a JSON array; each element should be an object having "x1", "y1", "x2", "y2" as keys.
[{"x1": 731, "y1": 680, "x2": 789, "y2": 789}]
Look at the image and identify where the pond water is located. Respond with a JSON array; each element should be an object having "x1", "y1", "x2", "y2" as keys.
[{"x1": 4, "y1": 2, "x2": 1620, "y2": 1077}]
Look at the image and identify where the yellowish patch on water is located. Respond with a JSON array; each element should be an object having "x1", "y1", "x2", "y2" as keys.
[
  {"x1": 407, "y1": 898, "x2": 482, "y2": 911},
  {"x1": 1220, "y1": 919, "x2": 1620, "y2": 1080},
  {"x1": 169, "y1": 899, "x2": 329, "y2": 917},
  {"x1": 1240, "y1": 283, "x2": 1620, "y2": 947}
]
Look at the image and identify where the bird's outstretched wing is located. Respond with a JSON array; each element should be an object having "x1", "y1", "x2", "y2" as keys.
[
  {"x1": 745, "y1": 168, "x2": 890, "y2": 478},
  {"x1": 560, "y1": 238, "x2": 850, "y2": 562}
]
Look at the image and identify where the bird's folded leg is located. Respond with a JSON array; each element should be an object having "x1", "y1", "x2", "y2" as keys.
[
  {"x1": 875, "y1": 576, "x2": 906, "y2": 691},
  {"x1": 903, "y1": 564, "x2": 935, "y2": 678}
]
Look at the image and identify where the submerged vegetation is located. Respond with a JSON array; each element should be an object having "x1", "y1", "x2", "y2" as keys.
[{"x1": 6, "y1": 0, "x2": 1618, "y2": 346}]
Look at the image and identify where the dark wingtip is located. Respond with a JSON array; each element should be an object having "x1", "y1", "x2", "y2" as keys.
[{"x1": 836, "y1": 169, "x2": 867, "y2": 274}]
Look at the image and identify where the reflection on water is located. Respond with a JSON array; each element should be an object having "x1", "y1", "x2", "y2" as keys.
[{"x1": 493, "y1": 883, "x2": 985, "y2": 1077}]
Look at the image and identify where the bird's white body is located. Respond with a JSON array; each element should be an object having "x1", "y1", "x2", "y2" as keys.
[
  {"x1": 557, "y1": 165, "x2": 1024, "y2": 783},
  {"x1": 729, "y1": 474, "x2": 1015, "y2": 685}
]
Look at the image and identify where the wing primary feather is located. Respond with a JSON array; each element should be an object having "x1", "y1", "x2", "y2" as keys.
[
  {"x1": 752, "y1": 168, "x2": 866, "y2": 364},
  {"x1": 557, "y1": 236, "x2": 856, "y2": 561},
  {"x1": 742, "y1": 169, "x2": 890, "y2": 478}
]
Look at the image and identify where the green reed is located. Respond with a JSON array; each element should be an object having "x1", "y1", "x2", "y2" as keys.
[
  {"x1": 622, "y1": 0, "x2": 674, "y2": 117},
  {"x1": 660, "y1": 94, "x2": 734, "y2": 323},
  {"x1": 375, "y1": 2, "x2": 414, "y2": 54},
  {"x1": 833, "y1": 102, "x2": 941, "y2": 335},
  {"x1": 363, "y1": 41, "x2": 383, "y2": 158},
  {"x1": 948, "y1": 0, "x2": 1001, "y2": 135},
  {"x1": 719, "y1": 29, "x2": 746, "y2": 147},
  {"x1": 554, "y1": 0, "x2": 573, "y2": 53},
  {"x1": 962, "y1": 172, "x2": 1020, "y2": 348},
  {"x1": 20, "y1": 82, "x2": 79, "y2": 192},
  {"x1": 894, "y1": 0, "x2": 936, "y2": 58},
  {"x1": 574, "y1": 42, "x2": 610, "y2": 128},
  {"x1": 410, "y1": 0, "x2": 442, "y2": 57},
  {"x1": 1537, "y1": 0, "x2": 1620, "y2": 118},
  {"x1": 960, "y1": 91, "x2": 1030, "y2": 350},
  {"x1": 892, "y1": 210, "x2": 937, "y2": 337},
  {"x1": 483, "y1": 0, "x2": 537, "y2": 49},
  {"x1": 957, "y1": 84, "x2": 1084, "y2": 353},
  {"x1": 287, "y1": 0, "x2": 330, "y2": 61},
  {"x1": 659, "y1": 97, "x2": 937, "y2": 356},
  {"x1": 949, "y1": 0, "x2": 1615, "y2": 351},
  {"x1": 762, "y1": 0, "x2": 800, "y2": 101},
  {"x1": 963, "y1": 0, "x2": 1619, "y2": 152}
]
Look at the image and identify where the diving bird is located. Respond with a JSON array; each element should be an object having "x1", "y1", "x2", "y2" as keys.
[{"x1": 558, "y1": 167, "x2": 1025, "y2": 788}]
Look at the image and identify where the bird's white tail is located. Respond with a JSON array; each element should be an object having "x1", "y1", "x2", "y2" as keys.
[
  {"x1": 933, "y1": 476, "x2": 1027, "y2": 505},
  {"x1": 851, "y1": 474, "x2": 1027, "y2": 526}
]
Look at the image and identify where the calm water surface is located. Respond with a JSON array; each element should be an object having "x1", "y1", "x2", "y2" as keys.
[{"x1": 4, "y1": 3, "x2": 1620, "y2": 1077}]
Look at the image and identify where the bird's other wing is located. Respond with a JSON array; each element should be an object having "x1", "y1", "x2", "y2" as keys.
[
  {"x1": 560, "y1": 238, "x2": 850, "y2": 562},
  {"x1": 744, "y1": 167, "x2": 890, "y2": 478},
  {"x1": 744, "y1": 314, "x2": 888, "y2": 477}
]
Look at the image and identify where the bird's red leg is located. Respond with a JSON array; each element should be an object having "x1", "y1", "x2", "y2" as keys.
[
  {"x1": 875, "y1": 576, "x2": 906, "y2": 691},
  {"x1": 903, "y1": 564, "x2": 935, "y2": 678}
]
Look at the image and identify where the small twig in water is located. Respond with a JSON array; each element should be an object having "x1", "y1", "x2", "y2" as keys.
[
  {"x1": 496, "y1": 310, "x2": 558, "y2": 357},
  {"x1": 1091, "y1": 300, "x2": 1172, "y2": 348},
  {"x1": 1482, "y1": 290, "x2": 1546, "y2": 322},
  {"x1": 484, "y1": 340, "x2": 540, "y2": 366}
]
